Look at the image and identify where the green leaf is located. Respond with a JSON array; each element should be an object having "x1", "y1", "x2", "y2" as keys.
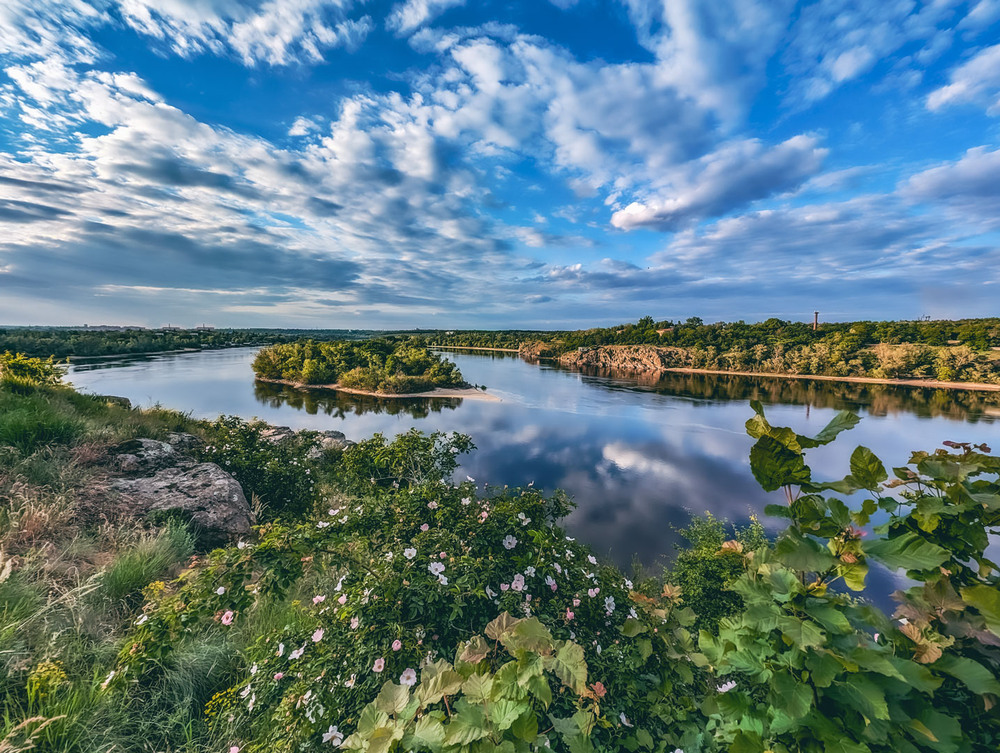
[
  {"x1": 502, "y1": 617, "x2": 554, "y2": 656},
  {"x1": 803, "y1": 602, "x2": 852, "y2": 634},
  {"x1": 912, "y1": 709, "x2": 961, "y2": 753},
  {"x1": 774, "y1": 529, "x2": 836, "y2": 573},
  {"x1": 750, "y1": 435, "x2": 811, "y2": 492},
  {"x1": 808, "y1": 410, "x2": 861, "y2": 446},
  {"x1": 374, "y1": 682, "x2": 410, "y2": 716},
  {"x1": 489, "y1": 698, "x2": 525, "y2": 731},
  {"x1": 621, "y1": 617, "x2": 646, "y2": 637},
  {"x1": 771, "y1": 671, "x2": 813, "y2": 720},
  {"x1": 776, "y1": 615, "x2": 826, "y2": 649},
  {"x1": 932, "y1": 654, "x2": 1000, "y2": 695},
  {"x1": 865, "y1": 533, "x2": 950, "y2": 572},
  {"x1": 545, "y1": 641, "x2": 588, "y2": 694},
  {"x1": 838, "y1": 674, "x2": 889, "y2": 721},
  {"x1": 461, "y1": 673, "x2": 494, "y2": 704},
  {"x1": 849, "y1": 446, "x2": 887, "y2": 489},
  {"x1": 511, "y1": 710, "x2": 538, "y2": 742},
  {"x1": 960, "y1": 585, "x2": 1000, "y2": 637},
  {"x1": 444, "y1": 701, "x2": 490, "y2": 745},
  {"x1": 459, "y1": 634, "x2": 491, "y2": 664}
]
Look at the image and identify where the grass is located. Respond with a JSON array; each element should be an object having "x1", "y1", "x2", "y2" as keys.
[{"x1": 0, "y1": 376, "x2": 227, "y2": 751}]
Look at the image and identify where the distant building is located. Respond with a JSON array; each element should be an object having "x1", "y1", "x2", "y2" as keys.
[
  {"x1": 195, "y1": 325, "x2": 215, "y2": 331},
  {"x1": 160, "y1": 325, "x2": 181, "y2": 331}
]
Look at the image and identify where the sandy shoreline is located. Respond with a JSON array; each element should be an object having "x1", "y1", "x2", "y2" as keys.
[{"x1": 256, "y1": 377, "x2": 501, "y2": 401}]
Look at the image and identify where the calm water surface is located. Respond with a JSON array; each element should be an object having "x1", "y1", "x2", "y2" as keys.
[{"x1": 68, "y1": 347, "x2": 1000, "y2": 580}]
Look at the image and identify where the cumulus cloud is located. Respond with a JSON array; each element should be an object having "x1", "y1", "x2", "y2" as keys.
[
  {"x1": 926, "y1": 43, "x2": 1000, "y2": 114},
  {"x1": 610, "y1": 136, "x2": 827, "y2": 231}
]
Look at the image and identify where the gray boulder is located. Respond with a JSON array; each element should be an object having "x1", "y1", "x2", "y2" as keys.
[
  {"x1": 111, "y1": 438, "x2": 187, "y2": 475},
  {"x1": 113, "y1": 463, "x2": 252, "y2": 545},
  {"x1": 166, "y1": 432, "x2": 204, "y2": 453}
]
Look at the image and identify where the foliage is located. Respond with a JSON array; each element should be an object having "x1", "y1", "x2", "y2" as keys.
[
  {"x1": 0, "y1": 328, "x2": 295, "y2": 359},
  {"x1": 419, "y1": 316, "x2": 1000, "y2": 384},
  {"x1": 199, "y1": 415, "x2": 321, "y2": 520},
  {"x1": 252, "y1": 338, "x2": 468, "y2": 393},
  {"x1": 665, "y1": 514, "x2": 767, "y2": 634},
  {"x1": 0, "y1": 352, "x2": 65, "y2": 394},
  {"x1": 697, "y1": 402, "x2": 1000, "y2": 752}
]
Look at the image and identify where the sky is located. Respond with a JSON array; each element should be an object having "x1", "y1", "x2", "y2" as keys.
[{"x1": 0, "y1": 0, "x2": 999, "y2": 329}]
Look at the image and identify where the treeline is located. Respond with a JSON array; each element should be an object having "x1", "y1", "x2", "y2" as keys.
[
  {"x1": 0, "y1": 328, "x2": 291, "y2": 358},
  {"x1": 418, "y1": 316, "x2": 1000, "y2": 384},
  {"x1": 251, "y1": 338, "x2": 468, "y2": 394}
]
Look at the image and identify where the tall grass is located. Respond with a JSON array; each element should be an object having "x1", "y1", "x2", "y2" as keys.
[{"x1": 97, "y1": 524, "x2": 194, "y2": 609}]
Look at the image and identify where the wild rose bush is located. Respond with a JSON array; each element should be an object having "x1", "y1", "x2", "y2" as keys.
[{"x1": 113, "y1": 431, "x2": 704, "y2": 752}]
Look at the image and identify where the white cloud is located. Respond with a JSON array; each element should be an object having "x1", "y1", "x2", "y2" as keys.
[
  {"x1": 387, "y1": 0, "x2": 467, "y2": 35},
  {"x1": 926, "y1": 43, "x2": 1000, "y2": 114},
  {"x1": 610, "y1": 136, "x2": 827, "y2": 231},
  {"x1": 903, "y1": 146, "x2": 1000, "y2": 228}
]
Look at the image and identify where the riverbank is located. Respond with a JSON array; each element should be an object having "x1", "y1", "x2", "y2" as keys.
[
  {"x1": 429, "y1": 345, "x2": 520, "y2": 353},
  {"x1": 256, "y1": 376, "x2": 502, "y2": 401},
  {"x1": 438, "y1": 344, "x2": 1000, "y2": 393}
]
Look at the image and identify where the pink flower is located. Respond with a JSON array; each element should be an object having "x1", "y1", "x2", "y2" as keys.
[
  {"x1": 373, "y1": 657, "x2": 385, "y2": 673},
  {"x1": 566, "y1": 608, "x2": 575, "y2": 620},
  {"x1": 273, "y1": 672, "x2": 284, "y2": 681},
  {"x1": 312, "y1": 628, "x2": 325, "y2": 643},
  {"x1": 427, "y1": 501, "x2": 439, "y2": 510},
  {"x1": 439, "y1": 551, "x2": 447, "y2": 559},
  {"x1": 588, "y1": 588, "x2": 600, "y2": 598},
  {"x1": 338, "y1": 594, "x2": 347, "y2": 605},
  {"x1": 420, "y1": 524, "x2": 430, "y2": 532},
  {"x1": 392, "y1": 639, "x2": 402, "y2": 651},
  {"x1": 313, "y1": 595, "x2": 326, "y2": 604},
  {"x1": 350, "y1": 617, "x2": 359, "y2": 630},
  {"x1": 229, "y1": 746, "x2": 240, "y2": 753},
  {"x1": 220, "y1": 610, "x2": 234, "y2": 625},
  {"x1": 500, "y1": 583, "x2": 510, "y2": 591},
  {"x1": 479, "y1": 511, "x2": 488, "y2": 522},
  {"x1": 572, "y1": 598, "x2": 580, "y2": 607}
]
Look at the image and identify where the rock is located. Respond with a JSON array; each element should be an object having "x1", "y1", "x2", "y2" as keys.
[
  {"x1": 111, "y1": 438, "x2": 187, "y2": 475},
  {"x1": 518, "y1": 341, "x2": 559, "y2": 359},
  {"x1": 306, "y1": 430, "x2": 355, "y2": 459},
  {"x1": 113, "y1": 463, "x2": 252, "y2": 545},
  {"x1": 259, "y1": 426, "x2": 296, "y2": 443},
  {"x1": 166, "y1": 432, "x2": 203, "y2": 452},
  {"x1": 557, "y1": 345, "x2": 693, "y2": 373}
]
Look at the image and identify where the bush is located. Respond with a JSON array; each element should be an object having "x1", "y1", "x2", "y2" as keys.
[
  {"x1": 0, "y1": 352, "x2": 65, "y2": 392},
  {"x1": 200, "y1": 416, "x2": 320, "y2": 520}
]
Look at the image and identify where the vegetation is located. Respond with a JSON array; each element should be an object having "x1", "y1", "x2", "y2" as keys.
[
  {"x1": 252, "y1": 338, "x2": 468, "y2": 394},
  {"x1": 417, "y1": 316, "x2": 1000, "y2": 384},
  {"x1": 2, "y1": 354, "x2": 999, "y2": 752}
]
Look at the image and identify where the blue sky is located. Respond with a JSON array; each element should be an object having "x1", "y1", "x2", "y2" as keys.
[{"x1": 0, "y1": 0, "x2": 998, "y2": 328}]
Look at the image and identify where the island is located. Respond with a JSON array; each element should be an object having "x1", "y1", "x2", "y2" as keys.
[{"x1": 251, "y1": 337, "x2": 498, "y2": 400}]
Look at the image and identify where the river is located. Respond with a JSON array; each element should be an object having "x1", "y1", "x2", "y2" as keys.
[{"x1": 67, "y1": 347, "x2": 999, "y2": 584}]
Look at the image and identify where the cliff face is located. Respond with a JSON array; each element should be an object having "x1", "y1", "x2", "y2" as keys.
[
  {"x1": 518, "y1": 340, "x2": 560, "y2": 359},
  {"x1": 557, "y1": 345, "x2": 693, "y2": 371}
]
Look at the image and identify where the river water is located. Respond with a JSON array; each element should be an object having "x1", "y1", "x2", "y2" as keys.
[{"x1": 67, "y1": 347, "x2": 999, "y2": 581}]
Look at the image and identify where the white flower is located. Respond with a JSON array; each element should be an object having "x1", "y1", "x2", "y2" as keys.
[
  {"x1": 466, "y1": 475, "x2": 475, "y2": 482},
  {"x1": 717, "y1": 680, "x2": 737, "y2": 693},
  {"x1": 404, "y1": 547, "x2": 417, "y2": 559},
  {"x1": 400, "y1": 668, "x2": 417, "y2": 686},
  {"x1": 290, "y1": 646, "x2": 305, "y2": 660},
  {"x1": 461, "y1": 497, "x2": 472, "y2": 506},
  {"x1": 344, "y1": 674, "x2": 356, "y2": 688},
  {"x1": 100, "y1": 670, "x2": 116, "y2": 689},
  {"x1": 215, "y1": 586, "x2": 226, "y2": 595},
  {"x1": 503, "y1": 535, "x2": 518, "y2": 550},
  {"x1": 604, "y1": 596, "x2": 616, "y2": 614},
  {"x1": 237, "y1": 541, "x2": 247, "y2": 549},
  {"x1": 438, "y1": 575, "x2": 449, "y2": 585},
  {"x1": 524, "y1": 566, "x2": 536, "y2": 576},
  {"x1": 322, "y1": 725, "x2": 343, "y2": 745},
  {"x1": 312, "y1": 628, "x2": 325, "y2": 643},
  {"x1": 429, "y1": 562, "x2": 446, "y2": 576},
  {"x1": 135, "y1": 614, "x2": 148, "y2": 625},
  {"x1": 277, "y1": 643, "x2": 285, "y2": 657},
  {"x1": 427, "y1": 501, "x2": 439, "y2": 510},
  {"x1": 485, "y1": 586, "x2": 497, "y2": 598},
  {"x1": 316, "y1": 521, "x2": 330, "y2": 529},
  {"x1": 587, "y1": 555, "x2": 597, "y2": 565},
  {"x1": 620, "y1": 712, "x2": 633, "y2": 728}
]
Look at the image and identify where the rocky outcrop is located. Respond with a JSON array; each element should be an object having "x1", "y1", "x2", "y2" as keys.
[
  {"x1": 112, "y1": 463, "x2": 251, "y2": 545},
  {"x1": 558, "y1": 345, "x2": 693, "y2": 372},
  {"x1": 518, "y1": 341, "x2": 560, "y2": 359},
  {"x1": 260, "y1": 425, "x2": 355, "y2": 459}
]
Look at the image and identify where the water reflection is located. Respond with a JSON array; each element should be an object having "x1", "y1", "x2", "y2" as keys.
[
  {"x1": 565, "y1": 367, "x2": 1000, "y2": 422},
  {"x1": 252, "y1": 380, "x2": 462, "y2": 419},
  {"x1": 67, "y1": 347, "x2": 1000, "y2": 586}
]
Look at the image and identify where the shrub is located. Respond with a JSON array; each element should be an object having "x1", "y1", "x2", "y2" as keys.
[
  {"x1": 0, "y1": 352, "x2": 64, "y2": 392},
  {"x1": 200, "y1": 416, "x2": 320, "y2": 520}
]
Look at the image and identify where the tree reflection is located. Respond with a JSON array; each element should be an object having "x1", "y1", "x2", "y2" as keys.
[
  {"x1": 565, "y1": 368, "x2": 1000, "y2": 422},
  {"x1": 252, "y1": 380, "x2": 462, "y2": 419}
]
